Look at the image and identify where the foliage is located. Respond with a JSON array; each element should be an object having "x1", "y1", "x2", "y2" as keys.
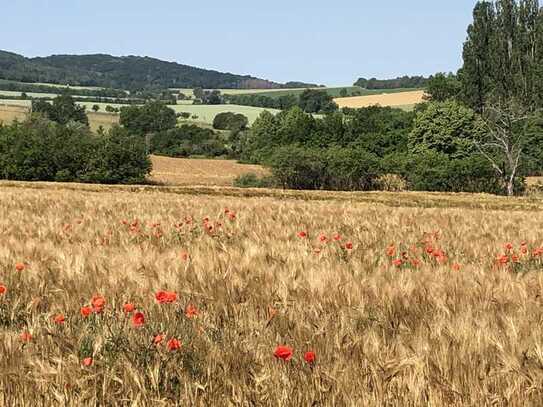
[
  {"x1": 232, "y1": 172, "x2": 276, "y2": 188},
  {"x1": 424, "y1": 73, "x2": 462, "y2": 102},
  {"x1": 0, "y1": 117, "x2": 151, "y2": 184},
  {"x1": 460, "y1": 0, "x2": 543, "y2": 112},
  {"x1": 0, "y1": 50, "x2": 286, "y2": 90},
  {"x1": 212, "y1": 112, "x2": 248, "y2": 132},
  {"x1": 298, "y1": 89, "x2": 338, "y2": 114},
  {"x1": 408, "y1": 100, "x2": 482, "y2": 159},
  {"x1": 151, "y1": 125, "x2": 228, "y2": 158},
  {"x1": 354, "y1": 75, "x2": 429, "y2": 89},
  {"x1": 32, "y1": 94, "x2": 89, "y2": 126},
  {"x1": 119, "y1": 102, "x2": 177, "y2": 135}
]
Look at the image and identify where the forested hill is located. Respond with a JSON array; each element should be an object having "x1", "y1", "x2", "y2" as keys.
[{"x1": 0, "y1": 50, "x2": 317, "y2": 90}]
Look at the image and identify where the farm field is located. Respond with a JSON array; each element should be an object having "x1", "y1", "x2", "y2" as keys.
[
  {"x1": 150, "y1": 155, "x2": 267, "y2": 186},
  {"x1": 334, "y1": 90, "x2": 426, "y2": 109},
  {"x1": 0, "y1": 100, "x2": 278, "y2": 128},
  {"x1": 0, "y1": 103, "x2": 29, "y2": 125},
  {"x1": 168, "y1": 104, "x2": 280, "y2": 125},
  {"x1": 172, "y1": 86, "x2": 421, "y2": 99},
  {"x1": 1, "y1": 181, "x2": 543, "y2": 404}
]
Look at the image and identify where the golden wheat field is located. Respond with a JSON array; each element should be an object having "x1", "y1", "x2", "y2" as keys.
[
  {"x1": 1, "y1": 180, "x2": 543, "y2": 405},
  {"x1": 334, "y1": 90, "x2": 425, "y2": 109},
  {"x1": 150, "y1": 155, "x2": 267, "y2": 186}
]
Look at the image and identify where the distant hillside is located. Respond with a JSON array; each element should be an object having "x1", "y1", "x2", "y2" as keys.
[{"x1": 0, "y1": 50, "x2": 317, "y2": 90}]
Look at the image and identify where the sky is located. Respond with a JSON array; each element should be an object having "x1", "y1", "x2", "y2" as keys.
[{"x1": 1, "y1": 1, "x2": 479, "y2": 86}]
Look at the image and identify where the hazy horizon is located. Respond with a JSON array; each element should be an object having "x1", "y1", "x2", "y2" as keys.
[{"x1": 3, "y1": 1, "x2": 479, "y2": 86}]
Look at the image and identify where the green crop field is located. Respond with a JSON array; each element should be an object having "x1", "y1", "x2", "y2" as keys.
[{"x1": 169, "y1": 104, "x2": 280, "y2": 125}]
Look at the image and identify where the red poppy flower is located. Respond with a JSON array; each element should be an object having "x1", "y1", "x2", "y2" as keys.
[
  {"x1": 344, "y1": 242, "x2": 353, "y2": 250},
  {"x1": 511, "y1": 254, "x2": 520, "y2": 263},
  {"x1": 386, "y1": 245, "x2": 396, "y2": 257},
  {"x1": 80, "y1": 306, "x2": 92, "y2": 317},
  {"x1": 91, "y1": 295, "x2": 106, "y2": 313},
  {"x1": 0, "y1": 284, "x2": 6, "y2": 295},
  {"x1": 505, "y1": 242, "x2": 514, "y2": 251},
  {"x1": 155, "y1": 291, "x2": 177, "y2": 304},
  {"x1": 185, "y1": 304, "x2": 198, "y2": 318},
  {"x1": 82, "y1": 357, "x2": 93, "y2": 367},
  {"x1": 153, "y1": 334, "x2": 164, "y2": 345},
  {"x1": 304, "y1": 351, "x2": 316, "y2": 364},
  {"x1": 132, "y1": 312, "x2": 145, "y2": 327},
  {"x1": 497, "y1": 254, "x2": 509, "y2": 265},
  {"x1": 15, "y1": 262, "x2": 26, "y2": 272},
  {"x1": 392, "y1": 259, "x2": 403, "y2": 267},
  {"x1": 297, "y1": 231, "x2": 307, "y2": 238},
  {"x1": 318, "y1": 234, "x2": 327, "y2": 243},
  {"x1": 20, "y1": 331, "x2": 32, "y2": 342},
  {"x1": 123, "y1": 303, "x2": 135, "y2": 314},
  {"x1": 451, "y1": 263, "x2": 461, "y2": 271},
  {"x1": 53, "y1": 314, "x2": 65, "y2": 324},
  {"x1": 333, "y1": 234, "x2": 342, "y2": 241},
  {"x1": 228, "y1": 212, "x2": 236, "y2": 221},
  {"x1": 274, "y1": 345, "x2": 293, "y2": 361},
  {"x1": 180, "y1": 251, "x2": 189, "y2": 261},
  {"x1": 167, "y1": 338, "x2": 181, "y2": 351}
]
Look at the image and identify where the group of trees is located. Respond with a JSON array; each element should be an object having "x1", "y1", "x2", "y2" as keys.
[
  {"x1": 235, "y1": 0, "x2": 542, "y2": 196},
  {"x1": 239, "y1": 90, "x2": 542, "y2": 194},
  {"x1": 460, "y1": 0, "x2": 543, "y2": 112},
  {"x1": 0, "y1": 116, "x2": 150, "y2": 184},
  {"x1": 226, "y1": 89, "x2": 338, "y2": 114},
  {"x1": 354, "y1": 76, "x2": 429, "y2": 89}
]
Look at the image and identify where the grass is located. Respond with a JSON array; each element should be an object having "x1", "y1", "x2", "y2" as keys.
[{"x1": 1, "y1": 180, "x2": 543, "y2": 404}]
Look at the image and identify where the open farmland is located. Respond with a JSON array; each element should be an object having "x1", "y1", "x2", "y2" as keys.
[
  {"x1": 169, "y1": 104, "x2": 280, "y2": 125},
  {"x1": 150, "y1": 155, "x2": 267, "y2": 186},
  {"x1": 0, "y1": 103, "x2": 30, "y2": 125},
  {"x1": 334, "y1": 90, "x2": 426, "y2": 109},
  {"x1": 1, "y1": 181, "x2": 543, "y2": 404}
]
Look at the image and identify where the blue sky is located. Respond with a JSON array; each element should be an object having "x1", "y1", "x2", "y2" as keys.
[{"x1": 2, "y1": 1, "x2": 478, "y2": 86}]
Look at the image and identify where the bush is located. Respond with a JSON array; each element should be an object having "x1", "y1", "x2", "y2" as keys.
[
  {"x1": 375, "y1": 174, "x2": 408, "y2": 192},
  {"x1": 403, "y1": 151, "x2": 511, "y2": 194},
  {"x1": 233, "y1": 173, "x2": 275, "y2": 188},
  {"x1": 267, "y1": 145, "x2": 382, "y2": 191}
]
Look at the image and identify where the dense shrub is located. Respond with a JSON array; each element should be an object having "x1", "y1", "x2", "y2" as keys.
[
  {"x1": 212, "y1": 112, "x2": 248, "y2": 132},
  {"x1": 401, "y1": 151, "x2": 512, "y2": 195},
  {"x1": 151, "y1": 125, "x2": 228, "y2": 158},
  {"x1": 267, "y1": 145, "x2": 382, "y2": 191},
  {"x1": 0, "y1": 117, "x2": 151, "y2": 184},
  {"x1": 233, "y1": 173, "x2": 276, "y2": 188}
]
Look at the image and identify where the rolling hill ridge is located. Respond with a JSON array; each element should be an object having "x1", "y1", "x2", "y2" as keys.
[{"x1": 0, "y1": 50, "x2": 317, "y2": 90}]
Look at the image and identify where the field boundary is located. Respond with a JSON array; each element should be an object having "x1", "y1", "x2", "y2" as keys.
[{"x1": 0, "y1": 180, "x2": 540, "y2": 211}]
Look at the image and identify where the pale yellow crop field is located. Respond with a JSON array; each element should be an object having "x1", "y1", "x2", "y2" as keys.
[
  {"x1": 150, "y1": 155, "x2": 268, "y2": 186},
  {"x1": 334, "y1": 90, "x2": 426, "y2": 109}
]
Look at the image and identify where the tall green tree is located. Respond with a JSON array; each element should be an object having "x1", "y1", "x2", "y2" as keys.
[{"x1": 459, "y1": 1, "x2": 495, "y2": 112}]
